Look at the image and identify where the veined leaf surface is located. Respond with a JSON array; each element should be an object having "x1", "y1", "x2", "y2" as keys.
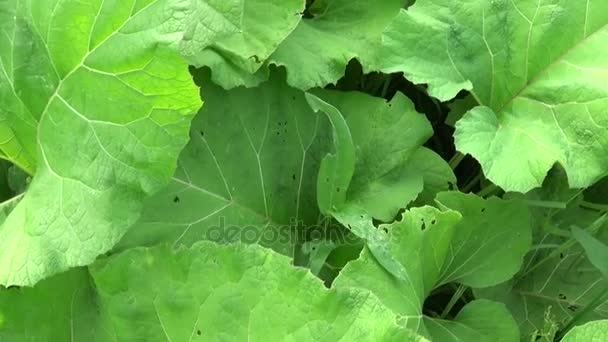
[
  {"x1": 379, "y1": 0, "x2": 608, "y2": 192},
  {"x1": 181, "y1": 0, "x2": 304, "y2": 88},
  {"x1": 0, "y1": 0, "x2": 200, "y2": 286},
  {"x1": 333, "y1": 193, "x2": 531, "y2": 340}
]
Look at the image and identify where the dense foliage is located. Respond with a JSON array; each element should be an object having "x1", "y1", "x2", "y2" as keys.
[{"x1": 1, "y1": 0, "x2": 607, "y2": 341}]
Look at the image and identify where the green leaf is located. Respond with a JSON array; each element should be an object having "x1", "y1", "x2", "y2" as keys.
[
  {"x1": 181, "y1": 0, "x2": 305, "y2": 88},
  {"x1": 181, "y1": 0, "x2": 405, "y2": 91},
  {"x1": 334, "y1": 206, "x2": 459, "y2": 334},
  {"x1": 333, "y1": 196, "x2": 527, "y2": 340},
  {"x1": 306, "y1": 93, "x2": 355, "y2": 214},
  {"x1": 313, "y1": 90, "x2": 435, "y2": 221},
  {"x1": 446, "y1": 95, "x2": 477, "y2": 127},
  {"x1": 424, "y1": 300, "x2": 519, "y2": 342},
  {"x1": 268, "y1": 0, "x2": 403, "y2": 90},
  {"x1": 0, "y1": 243, "x2": 428, "y2": 341},
  {"x1": 572, "y1": 226, "x2": 608, "y2": 277},
  {"x1": 90, "y1": 242, "x2": 421, "y2": 341},
  {"x1": 303, "y1": 91, "x2": 451, "y2": 280},
  {"x1": 477, "y1": 239, "x2": 608, "y2": 340},
  {"x1": 561, "y1": 320, "x2": 608, "y2": 341},
  {"x1": 0, "y1": 268, "x2": 110, "y2": 341},
  {"x1": 117, "y1": 69, "x2": 333, "y2": 255},
  {"x1": 379, "y1": 1, "x2": 608, "y2": 192},
  {"x1": 434, "y1": 192, "x2": 532, "y2": 288},
  {"x1": 0, "y1": 0, "x2": 200, "y2": 286},
  {"x1": 477, "y1": 173, "x2": 608, "y2": 340},
  {"x1": 331, "y1": 205, "x2": 411, "y2": 282},
  {"x1": 300, "y1": 239, "x2": 337, "y2": 276},
  {"x1": 407, "y1": 147, "x2": 457, "y2": 205},
  {"x1": 119, "y1": 77, "x2": 450, "y2": 259},
  {"x1": 0, "y1": 1, "x2": 40, "y2": 173}
]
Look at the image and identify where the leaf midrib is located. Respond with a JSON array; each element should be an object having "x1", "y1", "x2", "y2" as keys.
[
  {"x1": 36, "y1": 0, "x2": 157, "y2": 185},
  {"x1": 494, "y1": 22, "x2": 608, "y2": 114}
]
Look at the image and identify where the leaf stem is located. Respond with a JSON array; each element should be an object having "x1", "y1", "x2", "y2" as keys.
[
  {"x1": 461, "y1": 173, "x2": 482, "y2": 193},
  {"x1": 477, "y1": 184, "x2": 499, "y2": 198},
  {"x1": 440, "y1": 284, "x2": 467, "y2": 319},
  {"x1": 0, "y1": 192, "x2": 25, "y2": 208},
  {"x1": 579, "y1": 201, "x2": 608, "y2": 212},
  {"x1": 380, "y1": 75, "x2": 392, "y2": 98},
  {"x1": 522, "y1": 199, "x2": 567, "y2": 210},
  {"x1": 448, "y1": 152, "x2": 465, "y2": 170}
]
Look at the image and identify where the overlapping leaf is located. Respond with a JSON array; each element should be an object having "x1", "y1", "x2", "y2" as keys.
[
  {"x1": 0, "y1": 0, "x2": 200, "y2": 286},
  {"x1": 183, "y1": 0, "x2": 404, "y2": 90},
  {"x1": 477, "y1": 246, "x2": 608, "y2": 340},
  {"x1": 0, "y1": 269, "x2": 110, "y2": 341},
  {"x1": 267, "y1": 0, "x2": 403, "y2": 90},
  {"x1": 476, "y1": 170, "x2": 608, "y2": 340},
  {"x1": 378, "y1": 0, "x2": 608, "y2": 192},
  {"x1": 312, "y1": 90, "x2": 437, "y2": 221},
  {"x1": 118, "y1": 72, "x2": 453, "y2": 259},
  {"x1": 561, "y1": 320, "x2": 608, "y2": 341},
  {"x1": 0, "y1": 242, "x2": 426, "y2": 341},
  {"x1": 181, "y1": 0, "x2": 304, "y2": 88},
  {"x1": 117, "y1": 70, "x2": 333, "y2": 255},
  {"x1": 333, "y1": 192, "x2": 531, "y2": 340},
  {"x1": 91, "y1": 242, "x2": 423, "y2": 341}
]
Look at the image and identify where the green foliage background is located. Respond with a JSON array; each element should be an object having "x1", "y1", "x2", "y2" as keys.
[{"x1": 1, "y1": 0, "x2": 607, "y2": 341}]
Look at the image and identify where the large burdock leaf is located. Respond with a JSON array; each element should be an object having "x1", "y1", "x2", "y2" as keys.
[
  {"x1": 312, "y1": 90, "x2": 436, "y2": 221},
  {"x1": 0, "y1": 0, "x2": 40, "y2": 173},
  {"x1": 117, "y1": 70, "x2": 333, "y2": 255},
  {"x1": 333, "y1": 193, "x2": 531, "y2": 340},
  {"x1": 475, "y1": 171, "x2": 608, "y2": 340},
  {"x1": 306, "y1": 90, "x2": 447, "y2": 280},
  {"x1": 379, "y1": 1, "x2": 608, "y2": 192},
  {"x1": 477, "y1": 250, "x2": 608, "y2": 341},
  {"x1": 0, "y1": 269, "x2": 111, "y2": 341},
  {"x1": 118, "y1": 71, "x2": 452, "y2": 258},
  {"x1": 90, "y1": 242, "x2": 421, "y2": 341},
  {"x1": 433, "y1": 192, "x2": 532, "y2": 288},
  {"x1": 0, "y1": 0, "x2": 200, "y2": 286},
  {"x1": 181, "y1": 0, "x2": 305, "y2": 88},
  {"x1": 0, "y1": 243, "x2": 426, "y2": 341},
  {"x1": 561, "y1": 320, "x2": 608, "y2": 341},
  {"x1": 268, "y1": 0, "x2": 403, "y2": 90},
  {"x1": 186, "y1": 0, "x2": 404, "y2": 90}
]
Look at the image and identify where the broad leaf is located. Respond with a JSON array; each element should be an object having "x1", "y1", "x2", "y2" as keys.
[
  {"x1": 572, "y1": 226, "x2": 608, "y2": 278},
  {"x1": 119, "y1": 73, "x2": 450, "y2": 259},
  {"x1": 334, "y1": 194, "x2": 530, "y2": 340},
  {"x1": 476, "y1": 187, "x2": 608, "y2": 340},
  {"x1": 407, "y1": 147, "x2": 457, "y2": 205},
  {"x1": 181, "y1": 0, "x2": 304, "y2": 88},
  {"x1": 0, "y1": 269, "x2": 110, "y2": 341},
  {"x1": 477, "y1": 253, "x2": 608, "y2": 341},
  {"x1": 267, "y1": 0, "x2": 403, "y2": 90},
  {"x1": 117, "y1": 70, "x2": 333, "y2": 255},
  {"x1": 561, "y1": 320, "x2": 608, "y2": 342},
  {"x1": 331, "y1": 205, "x2": 411, "y2": 283},
  {"x1": 424, "y1": 300, "x2": 519, "y2": 342},
  {"x1": 0, "y1": 243, "x2": 425, "y2": 341},
  {"x1": 379, "y1": 1, "x2": 608, "y2": 192},
  {"x1": 307, "y1": 91, "x2": 453, "y2": 279},
  {"x1": 0, "y1": 0, "x2": 200, "y2": 286},
  {"x1": 313, "y1": 91, "x2": 435, "y2": 221},
  {"x1": 90, "y1": 242, "x2": 421, "y2": 341},
  {"x1": 434, "y1": 192, "x2": 532, "y2": 288}
]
